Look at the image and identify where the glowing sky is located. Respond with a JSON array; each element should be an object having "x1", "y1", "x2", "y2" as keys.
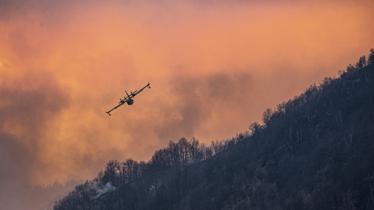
[{"x1": 0, "y1": 1, "x2": 373, "y2": 209}]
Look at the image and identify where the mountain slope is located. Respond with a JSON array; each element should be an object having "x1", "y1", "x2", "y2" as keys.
[{"x1": 53, "y1": 51, "x2": 374, "y2": 210}]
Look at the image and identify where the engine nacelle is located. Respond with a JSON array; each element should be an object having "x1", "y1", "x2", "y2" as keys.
[{"x1": 127, "y1": 98, "x2": 134, "y2": 105}]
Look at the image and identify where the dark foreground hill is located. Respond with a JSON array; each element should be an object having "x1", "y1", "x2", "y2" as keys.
[{"x1": 53, "y1": 51, "x2": 374, "y2": 210}]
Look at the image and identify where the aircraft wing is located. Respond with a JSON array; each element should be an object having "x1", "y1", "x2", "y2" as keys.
[
  {"x1": 132, "y1": 82, "x2": 151, "y2": 96},
  {"x1": 106, "y1": 101, "x2": 125, "y2": 116}
]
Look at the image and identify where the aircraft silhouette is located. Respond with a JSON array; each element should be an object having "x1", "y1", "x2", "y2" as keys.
[{"x1": 106, "y1": 82, "x2": 151, "y2": 116}]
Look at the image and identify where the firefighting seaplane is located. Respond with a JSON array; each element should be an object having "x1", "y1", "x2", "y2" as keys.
[{"x1": 106, "y1": 82, "x2": 151, "y2": 116}]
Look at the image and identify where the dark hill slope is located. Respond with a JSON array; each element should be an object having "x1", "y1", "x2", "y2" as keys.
[{"x1": 53, "y1": 52, "x2": 374, "y2": 210}]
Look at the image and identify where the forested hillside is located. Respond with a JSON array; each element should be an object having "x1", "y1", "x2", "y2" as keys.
[{"x1": 53, "y1": 50, "x2": 374, "y2": 210}]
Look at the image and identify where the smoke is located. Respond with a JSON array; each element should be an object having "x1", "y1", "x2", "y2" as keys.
[
  {"x1": 0, "y1": 71, "x2": 70, "y2": 180},
  {"x1": 155, "y1": 73, "x2": 253, "y2": 141},
  {"x1": 0, "y1": 71, "x2": 70, "y2": 210},
  {"x1": 0, "y1": 0, "x2": 374, "y2": 210}
]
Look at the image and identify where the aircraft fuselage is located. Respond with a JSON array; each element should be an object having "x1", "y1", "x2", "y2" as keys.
[{"x1": 127, "y1": 98, "x2": 134, "y2": 105}]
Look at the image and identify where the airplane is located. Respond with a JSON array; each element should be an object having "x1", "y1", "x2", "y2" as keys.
[{"x1": 106, "y1": 82, "x2": 151, "y2": 116}]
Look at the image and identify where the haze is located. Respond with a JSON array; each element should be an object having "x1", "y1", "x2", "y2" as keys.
[{"x1": 0, "y1": 1, "x2": 373, "y2": 209}]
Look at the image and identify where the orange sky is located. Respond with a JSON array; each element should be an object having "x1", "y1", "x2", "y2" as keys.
[{"x1": 0, "y1": 1, "x2": 374, "y2": 209}]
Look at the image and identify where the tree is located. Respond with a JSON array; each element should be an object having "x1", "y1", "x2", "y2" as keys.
[
  {"x1": 151, "y1": 138, "x2": 206, "y2": 169},
  {"x1": 346, "y1": 64, "x2": 355, "y2": 72},
  {"x1": 249, "y1": 122, "x2": 261, "y2": 135},
  {"x1": 263, "y1": 108, "x2": 273, "y2": 125},
  {"x1": 101, "y1": 160, "x2": 121, "y2": 185},
  {"x1": 368, "y1": 49, "x2": 374, "y2": 65},
  {"x1": 120, "y1": 159, "x2": 142, "y2": 184},
  {"x1": 355, "y1": 56, "x2": 366, "y2": 69}
]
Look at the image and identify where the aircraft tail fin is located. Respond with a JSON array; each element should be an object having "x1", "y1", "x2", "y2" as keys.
[{"x1": 125, "y1": 90, "x2": 130, "y2": 97}]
